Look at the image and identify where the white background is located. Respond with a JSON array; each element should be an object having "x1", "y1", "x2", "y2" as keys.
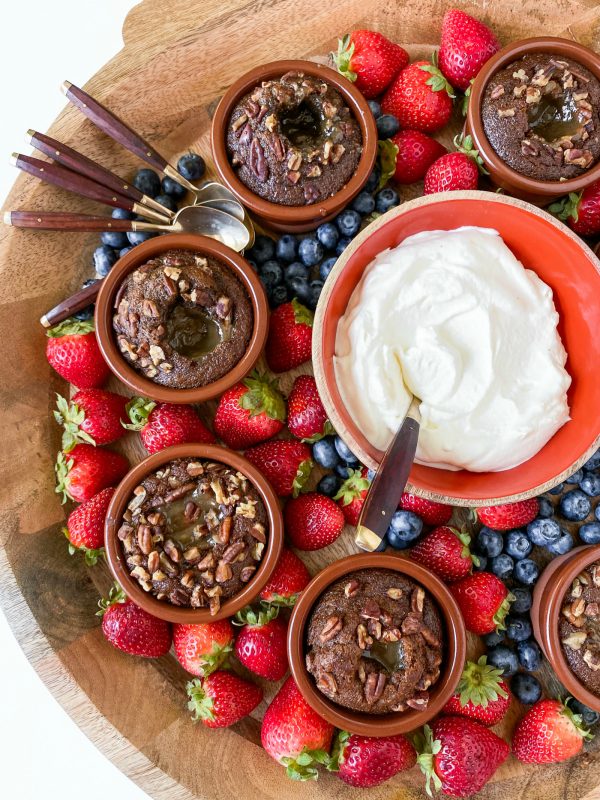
[{"x1": 0, "y1": 1, "x2": 150, "y2": 798}]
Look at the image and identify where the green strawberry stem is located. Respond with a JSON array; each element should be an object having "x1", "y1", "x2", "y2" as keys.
[
  {"x1": 302, "y1": 419, "x2": 335, "y2": 444},
  {"x1": 326, "y1": 730, "x2": 350, "y2": 772},
  {"x1": 562, "y1": 697, "x2": 594, "y2": 741},
  {"x1": 453, "y1": 133, "x2": 490, "y2": 175},
  {"x1": 331, "y1": 34, "x2": 357, "y2": 82},
  {"x1": 262, "y1": 593, "x2": 299, "y2": 609},
  {"x1": 377, "y1": 139, "x2": 399, "y2": 190},
  {"x1": 234, "y1": 602, "x2": 279, "y2": 627},
  {"x1": 419, "y1": 52, "x2": 455, "y2": 98},
  {"x1": 456, "y1": 655, "x2": 508, "y2": 708},
  {"x1": 239, "y1": 370, "x2": 286, "y2": 421},
  {"x1": 54, "y1": 393, "x2": 96, "y2": 452},
  {"x1": 187, "y1": 678, "x2": 216, "y2": 722},
  {"x1": 548, "y1": 192, "x2": 581, "y2": 223},
  {"x1": 493, "y1": 592, "x2": 515, "y2": 632},
  {"x1": 198, "y1": 641, "x2": 233, "y2": 676},
  {"x1": 453, "y1": 526, "x2": 480, "y2": 567},
  {"x1": 334, "y1": 468, "x2": 370, "y2": 505},
  {"x1": 63, "y1": 528, "x2": 105, "y2": 567},
  {"x1": 96, "y1": 582, "x2": 126, "y2": 617},
  {"x1": 292, "y1": 458, "x2": 314, "y2": 497},
  {"x1": 291, "y1": 298, "x2": 314, "y2": 328},
  {"x1": 461, "y1": 80, "x2": 474, "y2": 117},
  {"x1": 123, "y1": 396, "x2": 157, "y2": 431},
  {"x1": 46, "y1": 318, "x2": 95, "y2": 338},
  {"x1": 414, "y1": 725, "x2": 443, "y2": 797},
  {"x1": 281, "y1": 747, "x2": 332, "y2": 781},
  {"x1": 54, "y1": 451, "x2": 75, "y2": 504}
]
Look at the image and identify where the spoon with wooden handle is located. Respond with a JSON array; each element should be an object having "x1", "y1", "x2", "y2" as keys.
[{"x1": 355, "y1": 396, "x2": 422, "y2": 552}]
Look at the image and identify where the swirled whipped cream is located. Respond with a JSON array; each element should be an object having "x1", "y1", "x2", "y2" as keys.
[{"x1": 334, "y1": 227, "x2": 571, "y2": 472}]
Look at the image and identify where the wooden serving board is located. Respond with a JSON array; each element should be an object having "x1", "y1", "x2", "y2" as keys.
[{"x1": 3, "y1": 1, "x2": 600, "y2": 798}]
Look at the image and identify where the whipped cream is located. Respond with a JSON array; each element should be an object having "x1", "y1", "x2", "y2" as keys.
[{"x1": 334, "y1": 227, "x2": 571, "y2": 472}]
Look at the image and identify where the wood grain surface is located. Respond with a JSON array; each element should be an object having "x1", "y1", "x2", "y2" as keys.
[{"x1": 3, "y1": 1, "x2": 600, "y2": 798}]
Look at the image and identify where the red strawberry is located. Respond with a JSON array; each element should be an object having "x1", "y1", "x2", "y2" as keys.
[
  {"x1": 284, "y1": 492, "x2": 345, "y2": 551},
  {"x1": 334, "y1": 467, "x2": 370, "y2": 526},
  {"x1": 173, "y1": 620, "x2": 234, "y2": 677},
  {"x1": 512, "y1": 698, "x2": 592, "y2": 764},
  {"x1": 261, "y1": 676, "x2": 334, "y2": 779},
  {"x1": 244, "y1": 440, "x2": 313, "y2": 497},
  {"x1": 287, "y1": 375, "x2": 332, "y2": 441},
  {"x1": 423, "y1": 135, "x2": 486, "y2": 193},
  {"x1": 416, "y1": 717, "x2": 509, "y2": 797},
  {"x1": 213, "y1": 371, "x2": 286, "y2": 449},
  {"x1": 99, "y1": 584, "x2": 172, "y2": 658},
  {"x1": 400, "y1": 493, "x2": 452, "y2": 525},
  {"x1": 124, "y1": 396, "x2": 215, "y2": 454},
  {"x1": 332, "y1": 730, "x2": 416, "y2": 788},
  {"x1": 265, "y1": 299, "x2": 313, "y2": 373},
  {"x1": 46, "y1": 318, "x2": 110, "y2": 389},
  {"x1": 187, "y1": 671, "x2": 262, "y2": 728},
  {"x1": 381, "y1": 59, "x2": 454, "y2": 133},
  {"x1": 234, "y1": 605, "x2": 288, "y2": 681},
  {"x1": 259, "y1": 548, "x2": 311, "y2": 606},
  {"x1": 438, "y1": 9, "x2": 500, "y2": 92},
  {"x1": 55, "y1": 443, "x2": 128, "y2": 504},
  {"x1": 442, "y1": 656, "x2": 511, "y2": 726},
  {"x1": 332, "y1": 30, "x2": 409, "y2": 99},
  {"x1": 476, "y1": 497, "x2": 539, "y2": 530},
  {"x1": 449, "y1": 572, "x2": 513, "y2": 635},
  {"x1": 390, "y1": 130, "x2": 447, "y2": 184},
  {"x1": 54, "y1": 389, "x2": 128, "y2": 452},
  {"x1": 64, "y1": 486, "x2": 115, "y2": 564},
  {"x1": 551, "y1": 183, "x2": 600, "y2": 236},
  {"x1": 409, "y1": 526, "x2": 477, "y2": 582}
]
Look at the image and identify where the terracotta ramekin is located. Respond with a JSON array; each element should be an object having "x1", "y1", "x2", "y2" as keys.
[
  {"x1": 287, "y1": 553, "x2": 466, "y2": 736},
  {"x1": 104, "y1": 443, "x2": 284, "y2": 624},
  {"x1": 211, "y1": 59, "x2": 378, "y2": 233},
  {"x1": 94, "y1": 233, "x2": 269, "y2": 404},
  {"x1": 465, "y1": 37, "x2": 600, "y2": 204},
  {"x1": 532, "y1": 544, "x2": 600, "y2": 711}
]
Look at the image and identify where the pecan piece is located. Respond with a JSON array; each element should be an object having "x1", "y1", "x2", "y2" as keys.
[
  {"x1": 137, "y1": 525, "x2": 153, "y2": 555},
  {"x1": 583, "y1": 650, "x2": 600, "y2": 671},
  {"x1": 249, "y1": 138, "x2": 269, "y2": 182},
  {"x1": 364, "y1": 672, "x2": 386, "y2": 704},
  {"x1": 562, "y1": 630, "x2": 587, "y2": 650},
  {"x1": 402, "y1": 612, "x2": 423, "y2": 635},
  {"x1": 367, "y1": 619, "x2": 382, "y2": 640},
  {"x1": 163, "y1": 539, "x2": 181, "y2": 563},
  {"x1": 586, "y1": 603, "x2": 599, "y2": 618},
  {"x1": 219, "y1": 515, "x2": 233, "y2": 545},
  {"x1": 407, "y1": 692, "x2": 429, "y2": 710},
  {"x1": 147, "y1": 550, "x2": 160, "y2": 574},
  {"x1": 319, "y1": 615, "x2": 343, "y2": 643},
  {"x1": 497, "y1": 107, "x2": 516, "y2": 118},
  {"x1": 420, "y1": 626, "x2": 441, "y2": 648},
  {"x1": 316, "y1": 672, "x2": 337, "y2": 695},
  {"x1": 357, "y1": 623, "x2": 373, "y2": 650},
  {"x1": 361, "y1": 599, "x2": 381, "y2": 620},
  {"x1": 216, "y1": 562, "x2": 233, "y2": 583},
  {"x1": 411, "y1": 587, "x2": 425, "y2": 613},
  {"x1": 490, "y1": 84, "x2": 504, "y2": 99},
  {"x1": 386, "y1": 587, "x2": 403, "y2": 600},
  {"x1": 231, "y1": 113, "x2": 248, "y2": 131},
  {"x1": 240, "y1": 565, "x2": 256, "y2": 582},
  {"x1": 222, "y1": 541, "x2": 245, "y2": 564}
]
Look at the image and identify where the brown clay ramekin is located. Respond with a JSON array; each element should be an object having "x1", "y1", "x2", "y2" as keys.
[
  {"x1": 287, "y1": 553, "x2": 466, "y2": 736},
  {"x1": 211, "y1": 59, "x2": 378, "y2": 233},
  {"x1": 532, "y1": 544, "x2": 600, "y2": 711},
  {"x1": 104, "y1": 443, "x2": 283, "y2": 623},
  {"x1": 465, "y1": 37, "x2": 600, "y2": 205},
  {"x1": 94, "y1": 233, "x2": 268, "y2": 404}
]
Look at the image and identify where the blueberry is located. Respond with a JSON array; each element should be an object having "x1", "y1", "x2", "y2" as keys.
[
  {"x1": 596, "y1": 505, "x2": 600, "y2": 523},
  {"x1": 119, "y1": 246, "x2": 134, "y2": 257},
  {"x1": 154, "y1": 193, "x2": 178, "y2": 213},
  {"x1": 320, "y1": 256, "x2": 338, "y2": 282},
  {"x1": 177, "y1": 152, "x2": 206, "y2": 181},
  {"x1": 351, "y1": 191, "x2": 376, "y2": 216},
  {"x1": 335, "y1": 463, "x2": 353, "y2": 480},
  {"x1": 92, "y1": 245, "x2": 118, "y2": 277},
  {"x1": 368, "y1": 99, "x2": 382, "y2": 118},
  {"x1": 100, "y1": 230, "x2": 129, "y2": 249},
  {"x1": 491, "y1": 554, "x2": 515, "y2": 581},
  {"x1": 559, "y1": 489, "x2": 592, "y2": 521},
  {"x1": 126, "y1": 230, "x2": 156, "y2": 245},
  {"x1": 334, "y1": 437, "x2": 358, "y2": 464},
  {"x1": 298, "y1": 236, "x2": 324, "y2": 267},
  {"x1": 511, "y1": 673, "x2": 542, "y2": 704},
  {"x1": 376, "y1": 113, "x2": 400, "y2": 139},
  {"x1": 316, "y1": 222, "x2": 339, "y2": 251},
  {"x1": 487, "y1": 645, "x2": 518, "y2": 677},
  {"x1": 527, "y1": 517, "x2": 561, "y2": 545},
  {"x1": 514, "y1": 558, "x2": 540, "y2": 586},
  {"x1": 547, "y1": 482, "x2": 565, "y2": 495},
  {"x1": 584, "y1": 448, "x2": 600, "y2": 472},
  {"x1": 274, "y1": 234, "x2": 297, "y2": 262},
  {"x1": 375, "y1": 187, "x2": 400, "y2": 213},
  {"x1": 248, "y1": 235, "x2": 275, "y2": 264},
  {"x1": 475, "y1": 527, "x2": 503, "y2": 558},
  {"x1": 317, "y1": 473, "x2": 342, "y2": 497},
  {"x1": 335, "y1": 237, "x2": 351, "y2": 256},
  {"x1": 286, "y1": 276, "x2": 312, "y2": 305},
  {"x1": 537, "y1": 497, "x2": 554, "y2": 518},
  {"x1": 111, "y1": 207, "x2": 135, "y2": 220},
  {"x1": 336, "y1": 209, "x2": 362, "y2": 238},
  {"x1": 504, "y1": 530, "x2": 533, "y2": 560},
  {"x1": 259, "y1": 260, "x2": 284, "y2": 289},
  {"x1": 546, "y1": 529, "x2": 574, "y2": 555},
  {"x1": 307, "y1": 279, "x2": 324, "y2": 310},
  {"x1": 517, "y1": 639, "x2": 542, "y2": 672},
  {"x1": 284, "y1": 261, "x2": 310, "y2": 282},
  {"x1": 581, "y1": 472, "x2": 600, "y2": 497},
  {"x1": 512, "y1": 587, "x2": 532, "y2": 614},
  {"x1": 161, "y1": 175, "x2": 187, "y2": 199},
  {"x1": 312, "y1": 437, "x2": 340, "y2": 469},
  {"x1": 506, "y1": 614, "x2": 532, "y2": 642},
  {"x1": 269, "y1": 284, "x2": 289, "y2": 307},
  {"x1": 580, "y1": 522, "x2": 600, "y2": 544},
  {"x1": 365, "y1": 168, "x2": 380, "y2": 194},
  {"x1": 566, "y1": 468, "x2": 584, "y2": 484},
  {"x1": 570, "y1": 698, "x2": 600, "y2": 727},
  {"x1": 387, "y1": 510, "x2": 423, "y2": 549},
  {"x1": 473, "y1": 554, "x2": 488, "y2": 572},
  {"x1": 484, "y1": 630, "x2": 506, "y2": 648},
  {"x1": 133, "y1": 168, "x2": 161, "y2": 198}
]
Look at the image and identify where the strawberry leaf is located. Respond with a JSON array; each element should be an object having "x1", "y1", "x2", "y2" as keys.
[
  {"x1": 234, "y1": 602, "x2": 279, "y2": 627},
  {"x1": 281, "y1": 747, "x2": 331, "y2": 781},
  {"x1": 54, "y1": 393, "x2": 96, "y2": 452},
  {"x1": 54, "y1": 451, "x2": 74, "y2": 504},
  {"x1": 453, "y1": 133, "x2": 489, "y2": 175},
  {"x1": 123, "y1": 396, "x2": 156, "y2": 431},
  {"x1": 292, "y1": 458, "x2": 314, "y2": 497},
  {"x1": 239, "y1": 371, "x2": 286, "y2": 421},
  {"x1": 327, "y1": 730, "x2": 350, "y2": 771},
  {"x1": 63, "y1": 528, "x2": 105, "y2": 567},
  {"x1": 302, "y1": 418, "x2": 335, "y2": 443},
  {"x1": 414, "y1": 725, "x2": 443, "y2": 797},
  {"x1": 456, "y1": 655, "x2": 508, "y2": 708},
  {"x1": 46, "y1": 318, "x2": 95, "y2": 338},
  {"x1": 563, "y1": 697, "x2": 594, "y2": 741},
  {"x1": 198, "y1": 642, "x2": 233, "y2": 677},
  {"x1": 493, "y1": 591, "x2": 515, "y2": 632},
  {"x1": 96, "y1": 582, "x2": 126, "y2": 617},
  {"x1": 548, "y1": 192, "x2": 581, "y2": 222},
  {"x1": 461, "y1": 80, "x2": 474, "y2": 117},
  {"x1": 377, "y1": 139, "x2": 399, "y2": 190},
  {"x1": 332, "y1": 34, "x2": 357, "y2": 82},
  {"x1": 334, "y1": 468, "x2": 370, "y2": 505},
  {"x1": 420, "y1": 54, "x2": 456, "y2": 98},
  {"x1": 291, "y1": 298, "x2": 314, "y2": 328},
  {"x1": 187, "y1": 678, "x2": 215, "y2": 722},
  {"x1": 261, "y1": 593, "x2": 299, "y2": 608}
]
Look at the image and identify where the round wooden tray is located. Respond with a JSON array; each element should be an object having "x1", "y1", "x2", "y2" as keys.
[{"x1": 3, "y1": 2, "x2": 600, "y2": 798}]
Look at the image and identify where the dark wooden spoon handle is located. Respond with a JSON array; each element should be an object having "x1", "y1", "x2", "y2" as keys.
[
  {"x1": 40, "y1": 281, "x2": 102, "y2": 328},
  {"x1": 5, "y1": 210, "x2": 134, "y2": 231}
]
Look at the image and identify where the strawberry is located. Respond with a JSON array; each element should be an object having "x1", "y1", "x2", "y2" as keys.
[
  {"x1": 187, "y1": 671, "x2": 262, "y2": 728},
  {"x1": 287, "y1": 375, "x2": 332, "y2": 441},
  {"x1": 332, "y1": 30, "x2": 409, "y2": 99},
  {"x1": 265, "y1": 299, "x2": 313, "y2": 373},
  {"x1": 331, "y1": 730, "x2": 416, "y2": 788},
  {"x1": 409, "y1": 526, "x2": 478, "y2": 582},
  {"x1": 550, "y1": 183, "x2": 600, "y2": 236},
  {"x1": 173, "y1": 620, "x2": 234, "y2": 677},
  {"x1": 423, "y1": 135, "x2": 486, "y2": 193},
  {"x1": 512, "y1": 698, "x2": 592, "y2": 764},
  {"x1": 54, "y1": 389, "x2": 128, "y2": 452},
  {"x1": 259, "y1": 548, "x2": 311, "y2": 606},
  {"x1": 381, "y1": 58, "x2": 454, "y2": 134},
  {"x1": 476, "y1": 497, "x2": 539, "y2": 530},
  {"x1": 55, "y1": 443, "x2": 128, "y2": 504},
  {"x1": 449, "y1": 572, "x2": 513, "y2": 635},
  {"x1": 390, "y1": 130, "x2": 447, "y2": 184},
  {"x1": 98, "y1": 584, "x2": 172, "y2": 658},
  {"x1": 234, "y1": 605, "x2": 288, "y2": 681},
  {"x1": 244, "y1": 440, "x2": 313, "y2": 497},
  {"x1": 64, "y1": 486, "x2": 115, "y2": 565},
  {"x1": 284, "y1": 492, "x2": 345, "y2": 551},
  {"x1": 438, "y1": 9, "x2": 501, "y2": 91},
  {"x1": 261, "y1": 676, "x2": 334, "y2": 779},
  {"x1": 400, "y1": 493, "x2": 452, "y2": 525},
  {"x1": 213, "y1": 371, "x2": 286, "y2": 450},
  {"x1": 334, "y1": 467, "x2": 370, "y2": 526},
  {"x1": 124, "y1": 396, "x2": 215, "y2": 454},
  {"x1": 46, "y1": 318, "x2": 110, "y2": 389},
  {"x1": 416, "y1": 717, "x2": 509, "y2": 797},
  {"x1": 442, "y1": 656, "x2": 511, "y2": 726}
]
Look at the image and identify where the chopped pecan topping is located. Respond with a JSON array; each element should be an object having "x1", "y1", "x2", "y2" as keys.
[
  {"x1": 386, "y1": 587, "x2": 403, "y2": 600},
  {"x1": 490, "y1": 85, "x2": 504, "y2": 99},
  {"x1": 357, "y1": 623, "x2": 373, "y2": 650},
  {"x1": 583, "y1": 650, "x2": 600, "y2": 671},
  {"x1": 316, "y1": 672, "x2": 337, "y2": 694},
  {"x1": 344, "y1": 579, "x2": 360, "y2": 598},
  {"x1": 364, "y1": 672, "x2": 386, "y2": 704},
  {"x1": 319, "y1": 615, "x2": 343, "y2": 643},
  {"x1": 563, "y1": 630, "x2": 588, "y2": 650},
  {"x1": 361, "y1": 599, "x2": 381, "y2": 620}
]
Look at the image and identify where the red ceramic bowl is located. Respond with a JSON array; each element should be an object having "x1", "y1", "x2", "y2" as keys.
[{"x1": 314, "y1": 191, "x2": 600, "y2": 506}]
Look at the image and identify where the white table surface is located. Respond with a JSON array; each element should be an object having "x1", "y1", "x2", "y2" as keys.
[{"x1": 0, "y1": 2, "x2": 151, "y2": 797}]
